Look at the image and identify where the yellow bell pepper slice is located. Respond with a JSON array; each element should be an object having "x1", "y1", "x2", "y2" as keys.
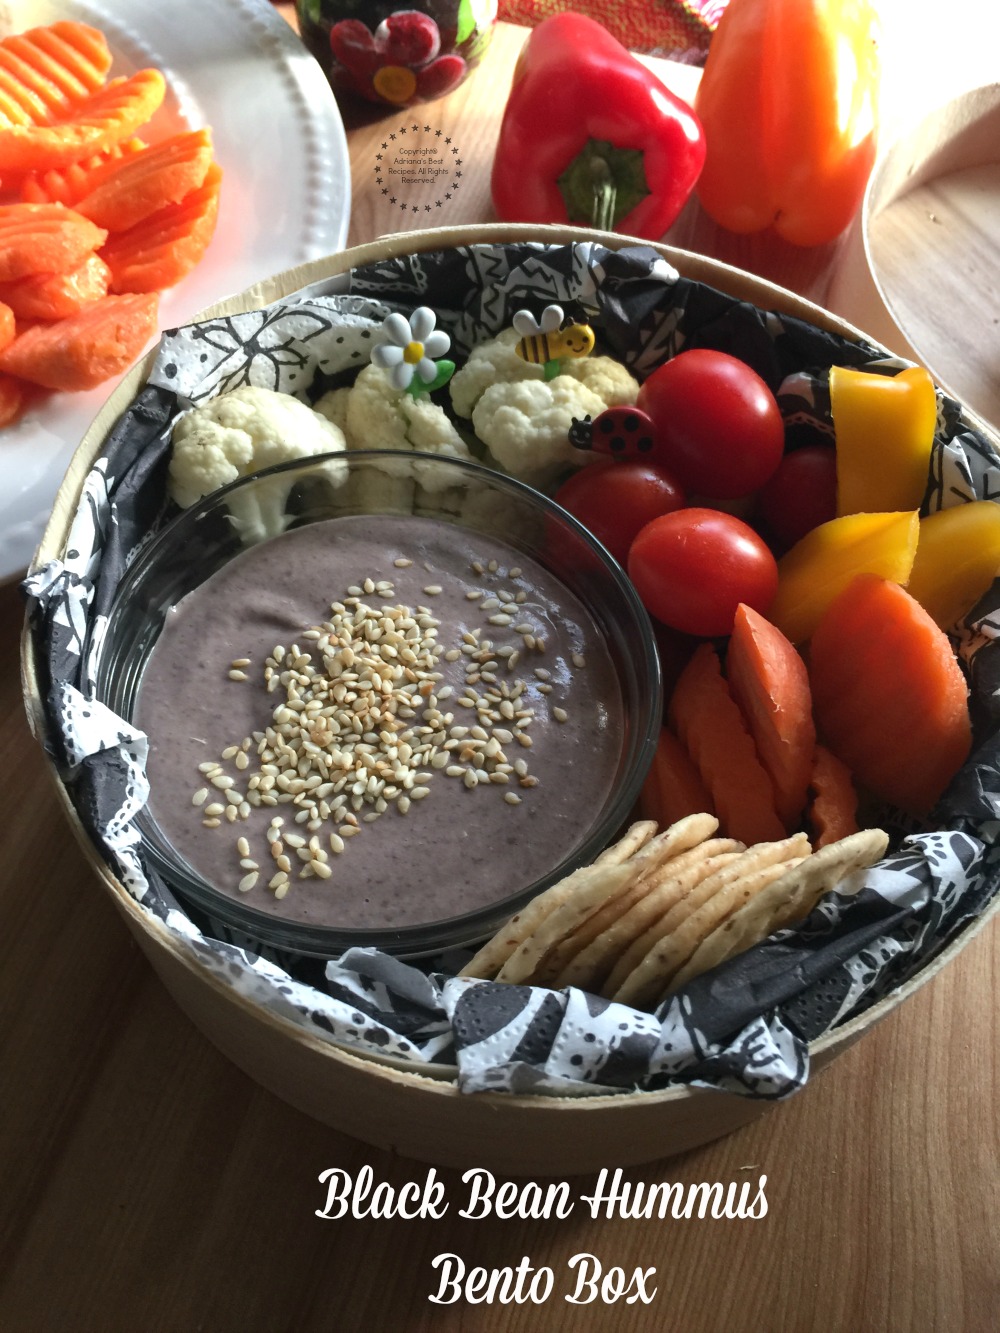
[
  {"x1": 769, "y1": 509, "x2": 919, "y2": 644},
  {"x1": 830, "y1": 365, "x2": 937, "y2": 516},
  {"x1": 907, "y1": 501, "x2": 1000, "y2": 629}
]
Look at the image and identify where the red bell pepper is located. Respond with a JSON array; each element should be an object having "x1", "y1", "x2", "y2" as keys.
[
  {"x1": 491, "y1": 13, "x2": 705, "y2": 240},
  {"x1": 694, "y1": 0, "x2": 880, "y2": 247}
]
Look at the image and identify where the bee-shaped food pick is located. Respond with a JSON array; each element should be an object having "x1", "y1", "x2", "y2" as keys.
[{"x1": 512, "y1": 304, "x2": 595, "y2": 380}]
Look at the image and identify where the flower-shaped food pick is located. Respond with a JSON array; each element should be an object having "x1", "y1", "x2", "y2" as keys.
[{"x1": 371, "y1": 307, "x2": 454, "y2": 397}]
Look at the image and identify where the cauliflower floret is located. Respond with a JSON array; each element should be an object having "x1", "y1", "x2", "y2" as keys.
[
  {"x1": 451, "y1": 327, "x2": 639, "y2": 427},
  {"x1": 313, "y1": 385, "x2": 351, "y2": 435},
  {"x1": 561, "y1": 354, "x2": 639, "y2": 406},
  {"x1": 472, "y1": 377, "x2": 607, "y2": 482},
  {"x1": 169, "y1": 384, "x2": 347, "y2": 542},
  {"x1": 344, "y1": 361, "x2": 473, "y2": 473},
  {"x1": 328, "y1": 363, "x2": 475, "y2": 511},
  {"x1": 449, "y1": 328, "x2": 544, "y2": 418}
]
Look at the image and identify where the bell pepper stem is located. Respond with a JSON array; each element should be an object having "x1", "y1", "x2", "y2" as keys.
[
  {"x1": 589, "y1": 157, "x2": 617, "y2": 232},
  {"x1": 557, "y1": 138, "x2": 649, "y2": 232}
]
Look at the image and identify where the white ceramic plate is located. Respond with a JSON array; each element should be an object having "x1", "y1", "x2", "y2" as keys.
[{"x1": 0, "y1": 0, "x2": 351, "y2": 581}]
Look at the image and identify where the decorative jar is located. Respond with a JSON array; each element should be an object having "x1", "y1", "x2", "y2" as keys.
[{"x1": 295, "y1": 1, "x2": 497, "y2": 107}]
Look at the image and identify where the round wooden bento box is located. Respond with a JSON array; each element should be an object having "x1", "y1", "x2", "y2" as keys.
[{"x1": 21, "y1": 224, "x2": 1000, "y2": 1177}]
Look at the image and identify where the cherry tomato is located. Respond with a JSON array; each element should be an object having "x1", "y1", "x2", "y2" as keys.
[
  {"x1": 755, "y1": 445, "x2": 838, "y2": 553},
  {"x1": 627, "y1": 507, "x2": 778, "y2": 637},
  {"x1": 637, "y1": 349, "x2": 784, "y2": 499},
  {"x1": 554, "y1": 459, "x2": 685, "y2": 565}
]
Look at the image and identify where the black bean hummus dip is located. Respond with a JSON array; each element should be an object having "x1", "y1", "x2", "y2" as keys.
[{"x1": 135, "y1": 513, "x2": 625, "y2": 933}]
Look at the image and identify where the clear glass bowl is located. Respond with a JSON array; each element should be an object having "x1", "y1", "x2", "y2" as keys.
[{"x1": 94, "y1": 450, "x2": 661, "y2": 958}]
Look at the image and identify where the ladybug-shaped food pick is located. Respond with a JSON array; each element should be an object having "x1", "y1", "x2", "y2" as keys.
[
  {"x1": 512, "y1": 304, "x2": 594, "y2": 380},
  {"x1": 569, "y1": 405, "x2": 659, "y2": 457}
]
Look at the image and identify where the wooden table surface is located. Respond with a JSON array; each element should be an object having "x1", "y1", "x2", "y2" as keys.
[{"x1": 2, "y1": 14, "x2": 999, "y2": 1332}]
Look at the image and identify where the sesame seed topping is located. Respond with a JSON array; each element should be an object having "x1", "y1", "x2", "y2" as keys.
[{"x1": 187, "y1": 544, "x2": 586, "y2": 897}]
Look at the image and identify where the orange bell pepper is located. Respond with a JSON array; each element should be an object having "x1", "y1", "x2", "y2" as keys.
[{"x1": 694, "y1": 0, "x2": 880, "y2": 246}]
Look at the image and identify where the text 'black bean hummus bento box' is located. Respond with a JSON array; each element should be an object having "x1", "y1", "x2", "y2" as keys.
[{"x1": 21, "y1": 225, "x2": 1000, "y2": 1175}]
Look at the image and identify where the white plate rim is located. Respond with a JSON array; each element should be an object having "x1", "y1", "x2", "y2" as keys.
[{"x1": 0, "y1": 0, "x2": 351, "y2": 583}]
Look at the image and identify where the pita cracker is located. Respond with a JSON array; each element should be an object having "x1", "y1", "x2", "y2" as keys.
[
  {"x1": 459, "y1": 860, "x2": 613, "y2": 979},
  {"x1": 665, "y1": 828, "x2": 890, "y2": 996},
  {"x1": 767, "y1": 828, "x2": 890, "y2": 932},
  {"x1": 539, "y1": 821, "x2": 730, "y2": 982},
  {"x1": 599, "y1": 850, "x2": 745, "y2": 999},
  {"x1": 495, "y1": 860, "x2": 636, "y2": 985},
  {"x1": 593, "y1": 820, "x2": 658, "y2": 867},
  {"x1": 611, "y1": 835, "x2": 811, "y2": 1008}
]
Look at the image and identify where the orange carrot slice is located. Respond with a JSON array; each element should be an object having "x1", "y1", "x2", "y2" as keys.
[
  {"x1": 0, "y1": 371, "x2": 25, "y2": 426},
  {"x1": 0, "y1": 291, "x2": 158, "y2": 391},
  {"x1": 0, "y1": 253, "x2": 110, "y2": 320},
  {"x1": 76, "y1": 129, "x2": 213, "y2": 231},
  {"x1": 0, "y1": 203, "x2": 107, "y2": 281},
  {"x1": 19, "y1": 137, "x2": 145, "y2": 206},
  {"x1": 726, "y1": 603, "x2": 816, "y2": 831},
  {"x1": 808, "y1": 574, "x2": 972, "y2": 818},
  {"x1": 637, "y1": 727, "x2": 716, "y2": 827},
  {"x1": 102, "y1": 161, "x2": 222, "y2": 292},
  {"x1": 807, "y1": 745, "x2": 859, "y2": 848},
  {"x1": 0, "y1": 300, "x2": 14, "y2": 351},
  {"x1": 0, "y1": 69, "x2": 166, "y2": 172},
  {"x1": 668, "y1": 642, "x2": 786, "y2": 846},
  {"x1": 0, "y1": 22, "x2": 112, "y2": 128}
]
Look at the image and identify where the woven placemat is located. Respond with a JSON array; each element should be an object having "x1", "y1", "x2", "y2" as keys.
[{"x1": 496, "y1": 0, "x2": 728, "y2": 62}]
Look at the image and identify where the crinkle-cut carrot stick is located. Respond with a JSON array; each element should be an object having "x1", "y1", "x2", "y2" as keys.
[
  {"x1": 102, "y1": 161, "x2": 222, "y2": 292},
  {"x1": 807, "y1": 745, "x2": 860, "y2": 849},
  {"x1": 0, "y1": 299, "x2": 14, "y2": 351},
  {"x1": 637, "y1": 726, "x2": 716, "y2": 828},
  {"x1": 0, "y1": 291, "x2": 158, "y2": 391},
  {"x1": 0, "y1": 253, "x2": 111, "y2": 321},
  {"x1": 726, "y1": 603, "x2": 816, "y2": 832},
  {"x1": 19, "y1": 137, "x2": 145, "y2": 206},
  {"x1": 668, "y1": 642, "x2": 786, "y2": 847},
  {"x1": 0, "y1": 69, "x2": 166, "y2": 172},
  {"x1": 0, "y1": 202, "x2": 107, "y2": 281},
  {"x1": 0, "y1": 371, "x2": 25, "y2": 426},
  {"x1": 0, "y1": 22, "x2": 112, "y2": 128},
  {"x1": 77, "y1": 129, "x2": 214, "y2": 231}
]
